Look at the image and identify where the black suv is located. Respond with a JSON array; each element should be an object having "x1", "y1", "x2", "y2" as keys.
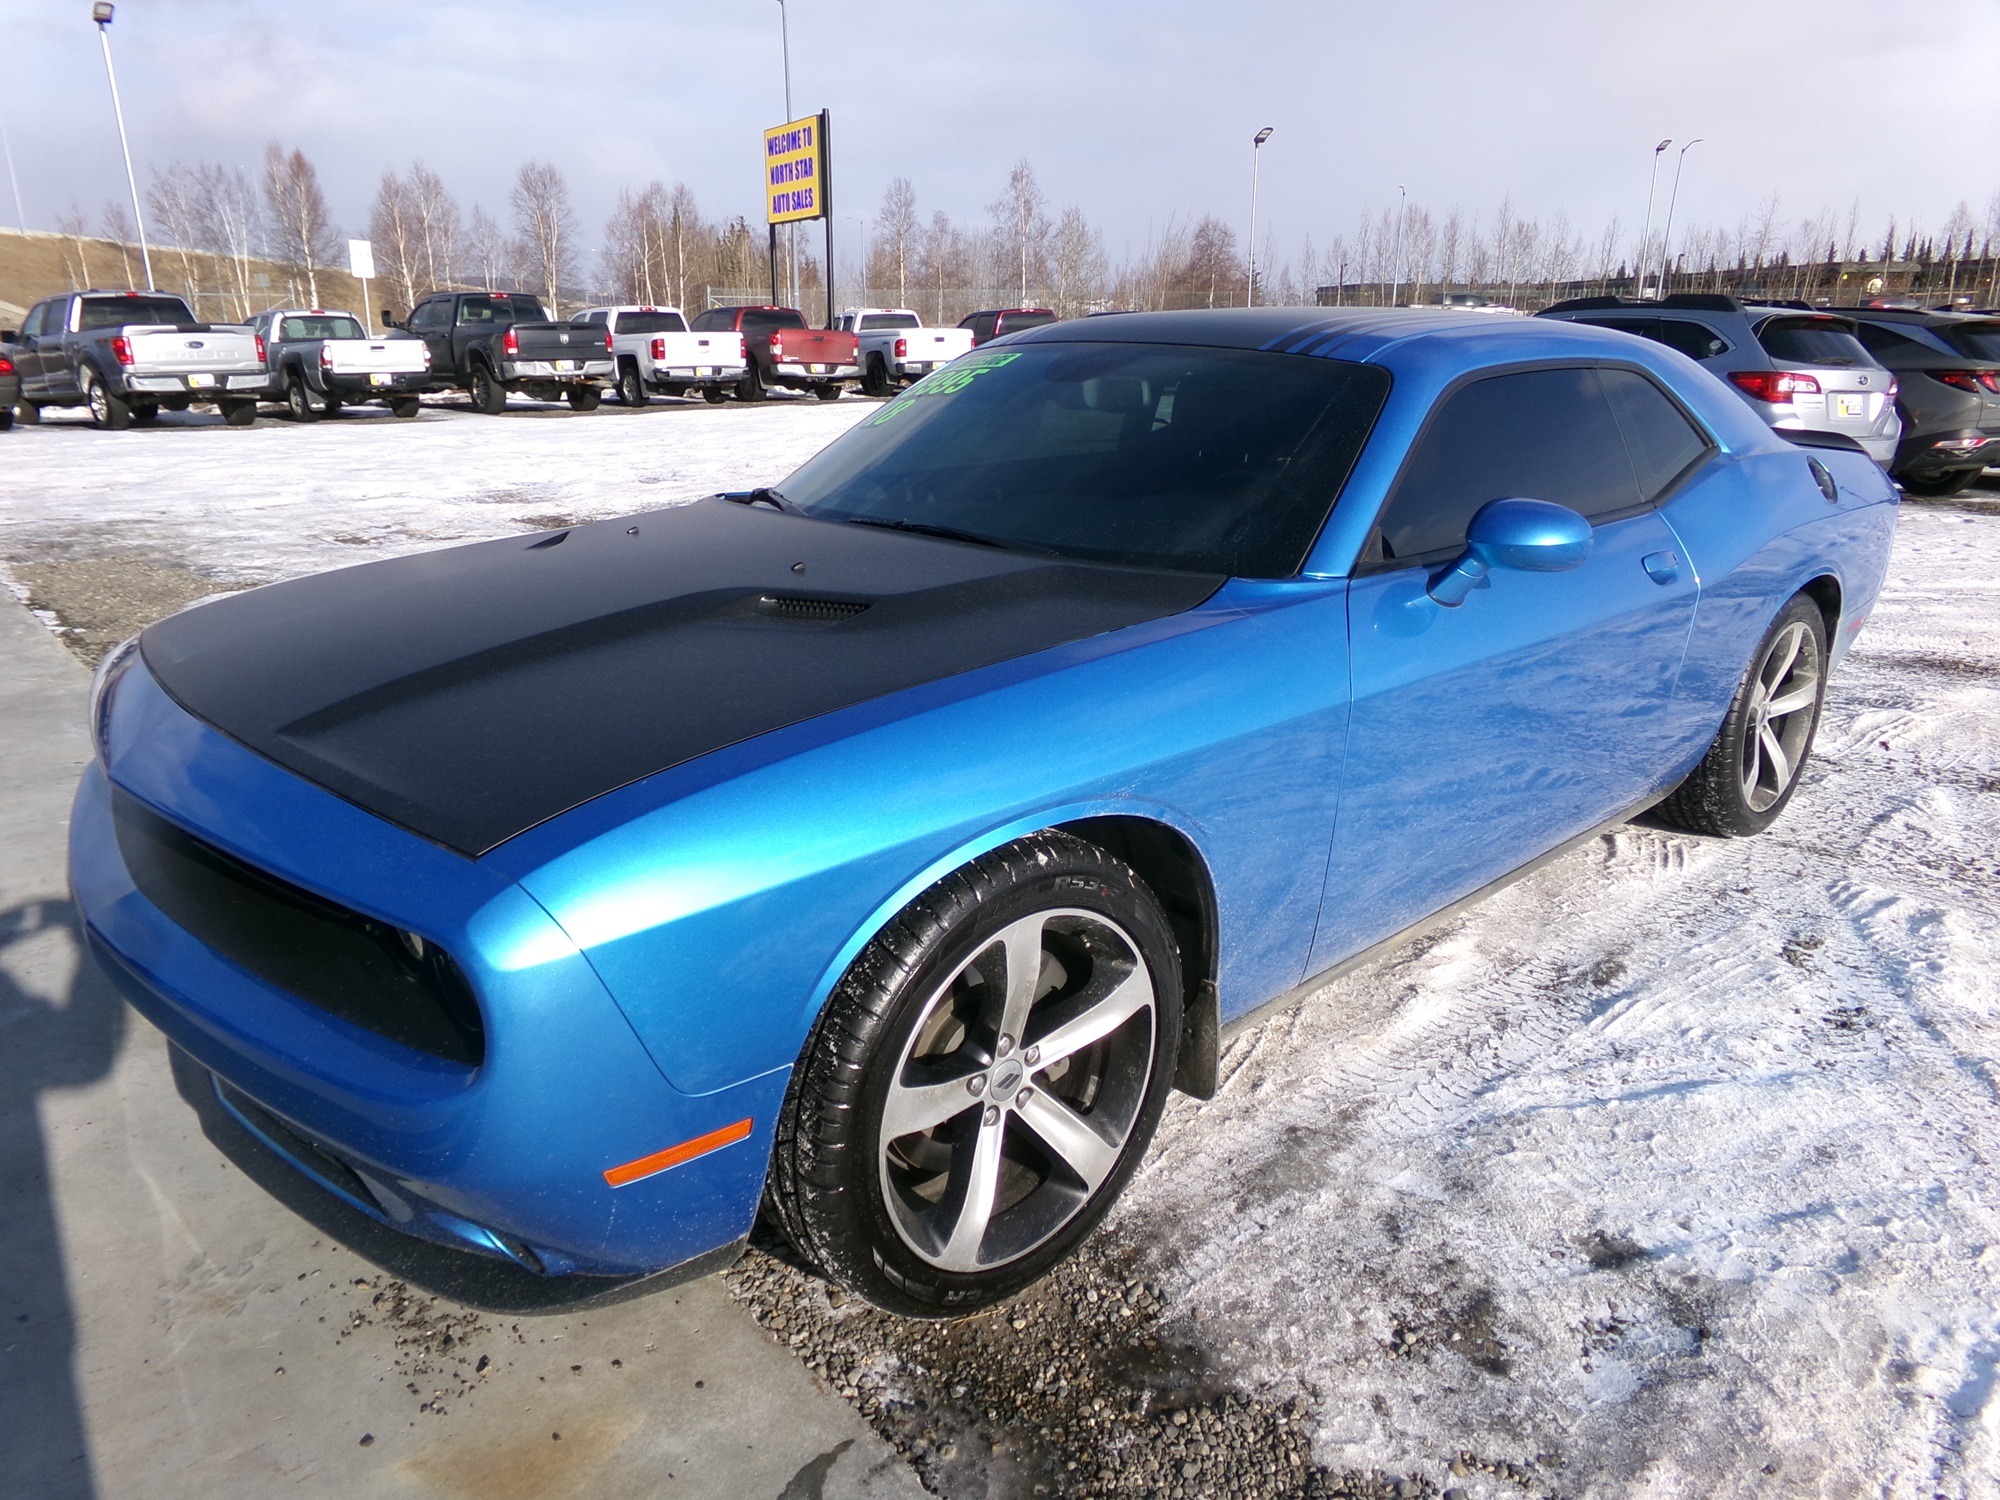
[{"x1": 1837, "y1": 308, "x2": 2000, "y2": 496}]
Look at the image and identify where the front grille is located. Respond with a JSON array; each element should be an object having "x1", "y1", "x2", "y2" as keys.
[
  {"x1": 756, "y1": 594, "x2": 870, "y2": 622},
  {"x1": 112, "y1": 789, "x2": 484, "y2": 1067}
]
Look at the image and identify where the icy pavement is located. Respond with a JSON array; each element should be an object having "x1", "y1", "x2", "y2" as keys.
[{"x1": 3, "y1": 400, "x2": 1996, "y2": 1496}]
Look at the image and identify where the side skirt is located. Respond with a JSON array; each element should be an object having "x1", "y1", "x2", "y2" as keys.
[{"x1": 1217, "y1": 795, "x2": 1666, "y2": 1052}]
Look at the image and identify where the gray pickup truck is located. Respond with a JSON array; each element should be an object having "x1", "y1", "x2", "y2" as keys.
[
  {"x1": 3, "y1": 290, "x2": 267, "y2": 428},
  {"x1": 395, "y1": 291, "x2": 613, "y2": 413}
]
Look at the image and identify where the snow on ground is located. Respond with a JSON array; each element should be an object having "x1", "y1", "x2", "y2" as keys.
[
  {"x1": 0, "y1": 394, "x2": 871, "y2": 585},
  {"x1": 1110, "y1": 497, "x2": 2000, "y2": 1496},
  {"x1": 4, "y1": 400, "x2": 1997, "y2": 1495}
]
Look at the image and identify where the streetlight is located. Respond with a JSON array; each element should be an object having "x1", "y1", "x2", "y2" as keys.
[
  {"x1": 0, "y1": 100, "x2": 25, "y2": 231},
  {"x1": 845, "y1": 214, "x2": 868, "y2": 304},
  {"x1": 1656, "y1": 138, "x2": 1703, "y2": 301},
  {"x1": 1390, "y1": 184, "x2": 1407, "y2": 306},
  {"x1": 1247, "y1": 126, "x2": 1273, "y2": 306},
  {"x1": 92, "y1": 3, "x2": 154, "y2": 291},
  {"x1": 1635, "y1": 137, "x2": 1670, "y2": 301}
]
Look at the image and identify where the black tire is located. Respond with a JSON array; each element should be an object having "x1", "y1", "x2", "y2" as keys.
[
  {"x1": 702, "y1": 385, "x2": 728, "y2": 405},
  {"x1": 323, "y1": 397, "x2": 342, "y2": 415},
  {"x1": 468, "y1": 362, "x2": 508, "y2": 414},
  {"x1": 14, "y1": 400, "x2": 39, "y2": 425},
  {"x1": 1899, "y1": 469, "x2": 1983, "y2": 498},
  {"x1": 130, "y1": 403, "x2": 159, "y2": 425},
  {"x1": 1655, "y1": 593, "x2": 1829, "y2": 838},
  {"x1": 618, "y1": 361, "x2": 647, "y2": 407},
  {"x1": 85, "y1": 371, "x2": 131, "y2": 430},
  {"x1": 766, "y1": 830, "x2": 1182, "y2": 1317},
  {"x1": 161, "y1": 396, "x2": 189, "y2": 412},
  {"x1": 285, "y1": 372, "x2": 320, "y2": 423},
  {"x1": 390, "y1": 397, "x2": 421, "y2": 419},
  {"x1": 814, "y1": 382, "x2": 843, "y2": 402},
  {"x1": 221, "y1": 399, "x2": 257, "y2": 427},
  {"x1": 566, "y1": 384, "x2": 603, "y2": 412},
  {"x1": 736, "y1": 362, "x2": 767, "y2": 402},
  {"x1": 862, "y1": 355, "x2": 892, "y2": 398},
  {"x1": 0, "y1": 404, "x2": 14, "y2": 431}
]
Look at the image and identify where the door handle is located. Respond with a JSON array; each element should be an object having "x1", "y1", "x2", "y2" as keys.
[{"x1": 1642, "y1": 550, "x2": 1681, "y2": 585}]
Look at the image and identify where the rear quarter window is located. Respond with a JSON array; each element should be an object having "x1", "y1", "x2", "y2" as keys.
[{"x1": 1938, "y1": 322, "x2": 2000, "y2": 362}]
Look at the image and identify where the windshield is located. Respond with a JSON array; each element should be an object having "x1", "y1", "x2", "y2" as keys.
[
  {"x1": 1941, "y1": 322, "x2": 2000, "y2": 362},
  {"x1": 78, "y1": 296, "x2": 197, "y2": 330},
  {"x1": 781, "y1": 343, "x2": 1390, "y2": 577},
  {"x1": 617, "y1": 310, "x2": 689, "y2": 334},
  {"x1": 1757, "y1": 317, "x2": 1870, "y2": 368},
  {"x1": 280, "y1": 314, "x2": 365, "y2": 341},
  {"x1": 742, "y1": 308, "x2": 808, "y2": 334},
  {"x1": 860, "y1": 313, "x2": 922, "y2": 331}
]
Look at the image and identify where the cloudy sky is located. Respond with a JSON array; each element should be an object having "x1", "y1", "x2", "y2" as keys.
[{"x1": 4, "y1": 0, "x2": 1999, "y2": 277}]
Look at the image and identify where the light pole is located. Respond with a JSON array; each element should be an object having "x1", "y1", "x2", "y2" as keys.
[
  {"x1": 92, "y1": 3, "x2": 154, "y2": 291},
  {"x1": 776, "y1": 0, "x2": 798, "y2": 309},
  {"x1": 0, "y1": 100, "x2": 24, "y2": 231},
  {"x1": 1390, "y1": 184, "x2": 1407, "y2": 306},
  {"x1": 1656, "y1": 138, "x2": 1702, "y2": 301},
  {"x1": 1635, "y1": 137, "x2": 1670, "y2": 301},
  {"x1": 845, "y1": 214, "x2": 867, "y2": 304},
  {"x1": 1247, "y1": 126, "x2": 1273, "y2": 306}
]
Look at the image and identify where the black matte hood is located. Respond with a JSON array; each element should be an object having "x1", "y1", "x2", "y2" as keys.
[{"x1": 141, "y1": 500, "x2": 1219, "y2": 856}]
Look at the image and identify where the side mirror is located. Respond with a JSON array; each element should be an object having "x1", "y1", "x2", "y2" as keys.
[
  {"x1": 1428, "y1": 498, "x2": 1593, "y2": 607},
  {"x1": 381, "y1": 309, "x2": 400, "y2": 330}
]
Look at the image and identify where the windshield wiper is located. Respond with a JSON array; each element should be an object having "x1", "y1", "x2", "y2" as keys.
[
  {"x1": 727, "y1": 486, "x2": 805, "y2": 515},
  {"x1": 834, "y1": 515, "x2": 1010, "y2": 549}
]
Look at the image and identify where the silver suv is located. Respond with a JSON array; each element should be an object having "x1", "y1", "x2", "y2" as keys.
[{"x1": 1537, "y1": 294, "x2": 1901, "y2": 467}]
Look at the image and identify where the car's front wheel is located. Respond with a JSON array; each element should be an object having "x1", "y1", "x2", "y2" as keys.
[
  {"x1": 767, "y1": 830, "x2": 1181, "y2": 1317},
  {"x1": 1656, "y1": 593, "x2": 1828, "y2": 837},
  {"x1": 1900, "y1": 469, "x2": 1983, "y2": 498}
]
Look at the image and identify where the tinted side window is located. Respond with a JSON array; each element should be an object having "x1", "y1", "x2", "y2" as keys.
[
  {"x1": 1600, "y1": 369, "x2": 1710, "y2": 502},
  {"x1": 1378, "y1": 367, "x2": 1642, "y2": 562},
  {"x1": 1650, "y1": 318, "x2": 1729, "y2": 361},
  {"x1": 741, "y1": 308, "x2": 806, "y2": 334},
  {"x1": 690, "y1": 309, "x2": 730, "y2": 332},
  {"x1": 407, "y1": 300, "x2": 451, "y2": 332},
  {"x1": 20, "y1": 301, "x2": 48, "y2": 337},
  {"x1": 1938, "y1": 322, "x2": 2000, "y2": 361}
]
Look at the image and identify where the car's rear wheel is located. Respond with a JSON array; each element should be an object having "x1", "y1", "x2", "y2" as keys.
[
  {"x1": 813, "y1": 382, "x2": 842, "y2": 401},
  {"x1": 85, "y1": 371, "x2": 131, "y2": 430},
  {"x1": 469, "y1": 362, "x2": 507, "y2": 414},
  {"x1": 618, "y1": 361, "x2": 647, "y2": 407},
  {"x1": 702, "y1": 385, "x2": 728, "y2": 405},
  {"x1": 1900, "y1": 469, "x2": 1984, "y2": 498},
  {"x1": 130, "y1": 403, "x2": 159, "y2": 425},
  {"x1": 566, "y1": 384, "x2": 602, "y2": 412},
  {"x1": 736, "y1": 363, "x2": 767, "y2": 402},
  {"x1": 285, "y1": 372, "x2": 321, "y2": 422},
  {"x1": 767, "y1": 830, "x2": 1181, "y2": 1317},
  {"x1": 0, "y1": 404, "x2": 16, "y2": 431},
  {"x1": 1656, "y1": 593, "x2": 1827, "y2": 837},
  {"x1": 220, "y1": 399, "x2": 257, "y2": 427},
  {"x1": 863, "y1": 355, "x2": 891, "y2": 398},
  {"x1": 390, "y1": 396, "x2": 421, "y2": 419}
]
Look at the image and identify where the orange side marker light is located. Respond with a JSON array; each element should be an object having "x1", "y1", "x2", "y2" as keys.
[{"x1": 603, "y1": 1118, "x2": 754, "y2": 1188}]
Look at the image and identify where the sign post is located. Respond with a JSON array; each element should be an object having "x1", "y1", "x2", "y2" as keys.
[
  {"x1": 763, "y1": 110, "x2": 832, "y2": 323},
  {"x1": 347, "y1": 239, "x2": 376, "y2": 331}
]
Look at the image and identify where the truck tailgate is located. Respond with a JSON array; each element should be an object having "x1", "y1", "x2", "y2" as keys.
[
  {"x1": 775, "y1": 329, "x2": 857, "y2": 365},
  {"x1": 651, "y1": 332, "x2": 744, "y2": 368},
  {"x1": 322, "y1": 338, "x2": 429, "y2": 376},
  {"x1": 904, "y1": 329, "x2": 974, "y2": 362},
  {"x1": 511, "y1": 324, "x2": 609, "y2": 361},
  {"x1": 127, "y1": 326, "x2": 264, "y2": 373}
]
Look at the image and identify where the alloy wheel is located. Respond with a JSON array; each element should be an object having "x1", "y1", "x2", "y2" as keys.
[
  {"x1": 877, "y1": 907, "x2": 1157, "y2": 1274},
  {"x1": 1741, "y1": 620, "x2": 1821, "y2": 812}
]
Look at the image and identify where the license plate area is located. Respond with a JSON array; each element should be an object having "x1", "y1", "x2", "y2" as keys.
[
  {"x1": 1834, "y1": 393, "x2": 1868, "y2": 420},
  {"x1": 369, "y1": 372, "x2": 392, "y2": 386},
  {"x1": 186, "y1": 373, "x2": 215, "y2": 388}
]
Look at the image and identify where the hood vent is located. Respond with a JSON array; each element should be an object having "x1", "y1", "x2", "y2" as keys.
[{"x1": 756, "y1": 594, "x2": 870, "y2": 622}]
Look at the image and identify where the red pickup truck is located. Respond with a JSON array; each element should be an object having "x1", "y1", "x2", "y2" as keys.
[{"x1": 689, "y1": 305, "x2": 858, "y2": 401}]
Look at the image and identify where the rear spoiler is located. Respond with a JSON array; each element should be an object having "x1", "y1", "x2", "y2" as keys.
[{"x1": 1778, "y1": 429, "x2": 1868, "y2": 455}]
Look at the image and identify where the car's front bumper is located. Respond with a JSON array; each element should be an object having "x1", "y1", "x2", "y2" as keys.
[{"x1": 71, "y1": 663, "x2": 782, "y2": 1278}]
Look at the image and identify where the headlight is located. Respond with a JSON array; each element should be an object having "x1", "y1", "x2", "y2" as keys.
[{"x1": 89, "y1": 633, "x2": 142, "y2": 765}]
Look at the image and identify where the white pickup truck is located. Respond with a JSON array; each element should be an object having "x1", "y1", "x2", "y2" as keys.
[
  {"x1": 833, "y1": 308, "x2": 975, "y2": 396},
  {"x1": 572, "y1": 306, "x2": 748, "y2": 406},
  {"x1": 245, "y1": 308, "x2": 433, "y2": 421}
]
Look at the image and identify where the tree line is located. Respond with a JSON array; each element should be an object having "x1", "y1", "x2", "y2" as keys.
[{"x1": 46, "y1": 143, "x2": 2000, "y2": 322}]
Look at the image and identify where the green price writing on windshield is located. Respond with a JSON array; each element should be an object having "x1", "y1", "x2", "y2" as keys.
[{"x1": 868, "y1": 350, "x2": 1024, "y2": 424}]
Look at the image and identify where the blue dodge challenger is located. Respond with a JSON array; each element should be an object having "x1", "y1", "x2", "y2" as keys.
[{"x1": 72, "y1": 309, "x2": 1898, "y2": 1315}]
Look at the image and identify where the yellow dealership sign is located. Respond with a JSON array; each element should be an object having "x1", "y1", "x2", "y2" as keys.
[{"x1": 764, "y1": 113, "x2": 826, "y2": 224}]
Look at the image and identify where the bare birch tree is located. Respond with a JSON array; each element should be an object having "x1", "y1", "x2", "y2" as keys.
[
  {"x1": 409, "y1": 162, "x2": 459, "y2": 296},
  {"x1": 1049, "y1": 205, "x2": 1106, "y2": 317},
  {"x1": 261, "y1": 143, "x2": 339, "y2": 304},
  {"x1": 57, "y1": 206, "x2": 92, "y2": 288},
  {"x1": 989, "y1": 160, "x2": 1049, "y2": 305},
  {"x1": 464, "y1": 205, "x2": 505, "y2": 292},
  {"x1": 873, "y1": 177, "x2": 918, "y2": 306},
  {"x1": 510, "y1": 162, "x2": 577, "y2": 315},
  {"x1": 370, "y1": 170, "x2": 423, "y2": 314}
]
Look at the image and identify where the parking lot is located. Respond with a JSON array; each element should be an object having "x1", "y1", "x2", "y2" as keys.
[{"x1": 3, "y1": 393, "x2": 1997, "y2": 1498}]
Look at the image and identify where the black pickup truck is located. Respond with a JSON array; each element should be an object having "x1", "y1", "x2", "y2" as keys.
[
  {"x1": 4, "y1": 290, "x2": 267, "y2": 428},
  {"x1": 393, "y1": 291, "x2": 613, "y2": 413}
]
